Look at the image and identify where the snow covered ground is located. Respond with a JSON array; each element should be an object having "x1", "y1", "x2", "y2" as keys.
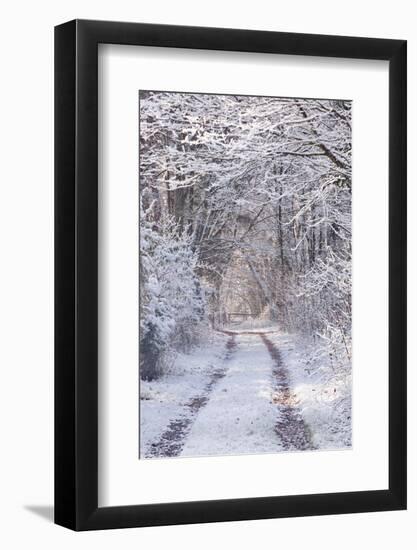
[
  {"x1": 269, "y1": 332, "x2": 352, "y2": 450},
  {"x1": 181, "y1": 333, "x2": 283, "y2": 457},
  {"x1": 139, "y1": 331, "x2": 229, "y2": 457},
  {"x1": 140, "y1": 328, "x2": 351, "y2": 459}
]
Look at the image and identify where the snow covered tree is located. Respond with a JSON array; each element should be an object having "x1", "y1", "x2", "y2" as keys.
[
  {"x1": 140, "y1": 199, "x2": 205, "y2": 380},
  {"x1": 139, "y1": 91, "x2": 351, "y2": 379}
]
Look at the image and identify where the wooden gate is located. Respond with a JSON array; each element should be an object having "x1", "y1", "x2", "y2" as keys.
[{"x1": 227, "y1": 312, "x2": 258, "y2": 324}]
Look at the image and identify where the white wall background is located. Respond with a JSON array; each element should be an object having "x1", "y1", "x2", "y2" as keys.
[{"x1": 0, "y1": 1, "x2": 414, "y2": 548}]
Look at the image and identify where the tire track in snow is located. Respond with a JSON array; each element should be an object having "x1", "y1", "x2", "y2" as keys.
[
  {"x1": 260, "y1": 333, "x2": 312, "y2": 451},
  {"x1": 146, "y1": 335, "x2": 237, "y2": 458},
  {"x1": 180, "y1": 332, "x2": 284, "y2": 457}
]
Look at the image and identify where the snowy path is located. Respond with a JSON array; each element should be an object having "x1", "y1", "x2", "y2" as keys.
[
  {"x1": 143, "y1": 332, "x2": 312, "y2": 458},
  {"x1": 181, "y1": 333, "x2": 285, "y2": 456},
  {"x1": 260, "y1": 333, "x2": 311, "y2": 451},
  {"x1": 145, "y1": 335, "x2": 237, "y2": 458}
]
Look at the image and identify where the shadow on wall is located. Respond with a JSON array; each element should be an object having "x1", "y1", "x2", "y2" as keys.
[{"x1": 24, "y1": 505, "x2": 54, "y2": 523}]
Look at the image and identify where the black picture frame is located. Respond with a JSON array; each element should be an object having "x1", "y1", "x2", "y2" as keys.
[{"x1": 55, "y1": 19, "x2": 407, "y2": 531}]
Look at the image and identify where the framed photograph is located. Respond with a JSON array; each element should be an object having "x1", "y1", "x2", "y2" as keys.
[{"x1": 55, "y1": 19, "x2": 406, "y2": 530}]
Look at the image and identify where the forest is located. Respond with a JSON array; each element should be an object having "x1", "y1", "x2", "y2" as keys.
[{"x1": 139, "y1": 91, "x2": 352, "y2": 457}]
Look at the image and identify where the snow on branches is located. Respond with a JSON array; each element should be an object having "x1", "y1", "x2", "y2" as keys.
[
  {"x1": 139, "y1": 90, "x2": 352, "y2": 380},
  {"x1": 140, "y1": 200, "x2": 205, "y2": 380}
]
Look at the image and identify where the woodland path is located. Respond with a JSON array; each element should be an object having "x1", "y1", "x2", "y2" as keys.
[{"x1": 146, "y1": 331, "x2": 312, "y2": 458}]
